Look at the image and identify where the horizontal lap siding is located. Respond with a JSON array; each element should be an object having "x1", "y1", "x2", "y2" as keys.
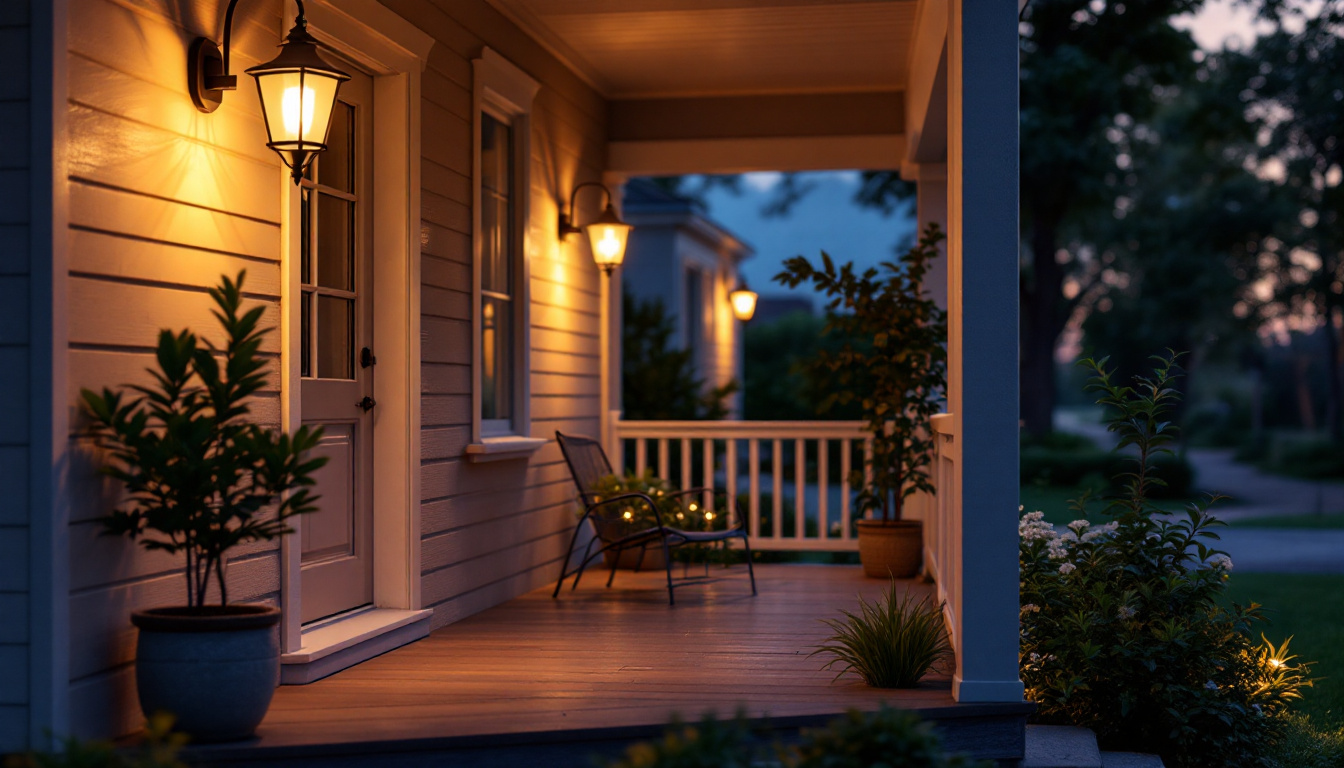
[
  {"x1": 390, "y1": 0, "x2": 607, "y2": 631},
  {"x1": 0, "y1": 1, "x2": 31, "y2": 754},
  {"x1": 64, "y1": 0, "x2": 285, "y2": 740}
]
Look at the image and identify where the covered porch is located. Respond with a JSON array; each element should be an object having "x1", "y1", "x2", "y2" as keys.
[{"x1": 188, "y1": 564, "x2": 1029, "y2": 767}]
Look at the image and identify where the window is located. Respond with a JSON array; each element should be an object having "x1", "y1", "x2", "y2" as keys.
[
  {"x1": 468, "y1": 49, "x2": 542, "y2": 459},
  {"x1": 479, "y1": 112, "x2": 515, "y2": 433}
]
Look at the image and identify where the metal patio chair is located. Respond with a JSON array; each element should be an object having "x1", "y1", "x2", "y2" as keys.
[{"x1": 553, "y1": 431, "x2": 757, "y2": 605}]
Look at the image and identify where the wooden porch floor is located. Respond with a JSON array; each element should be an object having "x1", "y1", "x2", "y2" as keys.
[{"x1": 192, "y1": 564, "x2": 1028, "y2": 766}]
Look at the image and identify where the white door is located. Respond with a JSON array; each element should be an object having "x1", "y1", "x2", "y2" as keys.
[{"x1": 299, "y1": 65, "x2": 375, "y2": 624}]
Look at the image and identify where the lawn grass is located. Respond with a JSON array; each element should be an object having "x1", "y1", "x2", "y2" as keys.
[
  {"x1": 1225, "y1": 573, "x2": 1344, "y2": 726},
  {"x1": 1020, "y1": 484, "x2": 1207, "y2": 526},
  {"x1": 1230, "y1": 513, "x2": 1344, "y2": 530}
]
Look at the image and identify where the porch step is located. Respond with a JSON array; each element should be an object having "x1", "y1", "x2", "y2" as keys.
[
  {"x1": 1022, "y1": 725, "x2": 1102, "y2": 768},
  {"x1": 1020, "y1": 725, "x2": 1165, "y2": 768}
]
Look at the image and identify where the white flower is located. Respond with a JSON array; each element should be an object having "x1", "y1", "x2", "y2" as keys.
[
  {"x1": 1029, "y1": 652, "x2": 1042, "y2": 662},
  {"x1": 1209, "y1": 554, "x2": 1233, "y2": 571},
  {"x1": 1047, "y1": 541, "x2": 1070, "y2": 560},
  {"x1": 1021, "y1": 603, "x2": 1041, "y2": 615},
  {"x1": 1058, "y1": 563, "x2": 1076, "y2": 575},
  {"x1": 1081, "y1": 530, "x2": 1105, "y2": 543},
  {"x1": 1060, "y1": 531, "x2": 1079, "y2": 543},
  {"x1": 1068, "y1": 519, "x2": 1090, "y2": 534},
  {"x1": 1205, "y1": 680, "x2": 1219, "y2": 691},
  {"x1": 1117, "y1": 606, "x2": 1136, "y2": 620}
]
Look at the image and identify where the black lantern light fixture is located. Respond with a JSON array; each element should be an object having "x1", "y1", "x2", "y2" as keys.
[
  {"x1": 559, "y1": 182, "x2": 633, "y2": 275},
  {"x1": 729, "y1": 281, "x2": 758, "y2": 322},
  {"x1": 189, "y1": 0, "x2": 351, "y2": 183}
]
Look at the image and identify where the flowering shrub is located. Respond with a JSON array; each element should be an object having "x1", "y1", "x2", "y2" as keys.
[
  {"x1": 1019, "y1": 353, "x2": 1314, "y2": 768},
  {"x1": 586, "y1": 470, "x2": 728, "y2": 534}
]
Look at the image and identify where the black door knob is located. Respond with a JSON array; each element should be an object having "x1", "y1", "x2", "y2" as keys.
[{"x1": 356, "y1": 396, "x2": 377, "y2": 412}]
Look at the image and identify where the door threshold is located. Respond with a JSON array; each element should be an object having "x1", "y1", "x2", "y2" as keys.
[{"x1": 281, "y1": 607, "x2": 433, "y2": 685}]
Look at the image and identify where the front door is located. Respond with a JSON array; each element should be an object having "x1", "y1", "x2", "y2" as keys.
[{"x1": 299, "y1": 64, "x2": 375, "y2": 624}]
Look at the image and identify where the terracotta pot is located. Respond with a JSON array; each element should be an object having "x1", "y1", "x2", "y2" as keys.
[
  {"x1": 855, "y1": 519, "x2": 923, "y2": 579},
  {"x1": 602, "y1": 545, "x2": 668, "y2": 570},
  {"x1": 131, "y1": 604, "x2": 281, "y2": 742}
]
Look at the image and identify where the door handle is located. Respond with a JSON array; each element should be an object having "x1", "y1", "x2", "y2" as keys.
[{"x1": 356, "y1": 396, "x2": 377, "y2": 412}]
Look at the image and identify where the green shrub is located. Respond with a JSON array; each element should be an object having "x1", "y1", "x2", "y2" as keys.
[
  {"x1": 1020, "y1": 447, "x2": 1195, "y2": 498},
  {"x1": 789, "y1": 706, "x2": 991, "y2": 768},
  {"x1": 812, "y1": 585, "x2": 951, "y2": 688},
  {"x1": 603, "y1": 707, "x2": 989, "y2": 768},
  {"x1": 4, "y1": 714, "x2": 185, "y2": 768},
  {"x1": 1262, "y1": 434, "x2": 1344, "y2": 480},
  {"x1": 1264, "y1": 713, "x2": 1344, "y2": 768},
  {"x1": 1019, "y1": 353, "x2": 1315, "y2": 768},
  {"x1": 586, "y1": 471, "x2": 728, "y2": 534}
]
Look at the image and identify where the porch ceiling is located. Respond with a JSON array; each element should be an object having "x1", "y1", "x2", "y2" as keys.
[{"x1": 485, "y1": 0, "x2": 916, "y2": 99}]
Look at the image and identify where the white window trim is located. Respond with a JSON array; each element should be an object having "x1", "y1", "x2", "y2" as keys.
[{"x1": 469, "y1": 48, "x2": 543, "y2": 461}]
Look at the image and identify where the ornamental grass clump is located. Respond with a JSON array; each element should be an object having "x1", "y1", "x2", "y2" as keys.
[
  {"x1": 1019, "y1": 352, "x2": 1316, "y2": 768},
  {"x1": 812, "y1": 584, "x2": 951, "y2": 688}
]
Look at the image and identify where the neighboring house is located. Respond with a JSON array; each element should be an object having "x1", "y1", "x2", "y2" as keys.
[
  {"x1": 753, "y1": 296, "x2": 817, "y2": 327},
  {"x1": 0, "y1": 0, "x2": 1020, "y2": 749},
  {"x1": 621, "y1": 178, "x2": 753, "y2": 417}
]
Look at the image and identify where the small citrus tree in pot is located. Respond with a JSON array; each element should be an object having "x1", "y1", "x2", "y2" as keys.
[
  {"x1": 81, "y1": 272, "x2": 325, "y2": 742},
  {"x1": 776, "y1": 223, "x2": 947, "y2": 577}
]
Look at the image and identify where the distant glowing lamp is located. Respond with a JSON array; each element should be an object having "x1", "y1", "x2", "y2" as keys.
[
  {"x1": 560, "y1": 182, "x2": 632, "y2": 275},
  {"x1": 189, "y1": 0, "x2": 350, "y2": 184},
  {"x1": 730, "y1": 283, "x2": 759, "y2": 322}
]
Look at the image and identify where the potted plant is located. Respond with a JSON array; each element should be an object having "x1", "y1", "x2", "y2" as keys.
[
  {"x1": 81, "y1": 272, "x2": 325, "y2": 742},
  {"x1": 776, "y1": 223, "x2": 948, "y2": 577}
]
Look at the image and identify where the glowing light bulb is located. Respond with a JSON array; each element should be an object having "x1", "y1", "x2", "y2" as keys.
[
  {"x1": 596, "y1": 227, "x2": 621, "y2": 259},
  {"x1": 623, "y1": 510, "x2": 632, "y2": 520},
  {"x1": 704, "y1": 511, "x2": 714, "y2": 521},
  {"x1": 689, "y1": 502, "x2": 698, "y2": 512},
  {"x1": 1268, "y1": 658, "x2": 1285, "y2": 669},
  {"x1": 282, "y1": 85, "x2": 317, "y2": 139}
]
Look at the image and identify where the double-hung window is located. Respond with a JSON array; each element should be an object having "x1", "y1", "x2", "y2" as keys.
[{"x1": 468, "y1": 49, "x2": 542, "y2": 459}]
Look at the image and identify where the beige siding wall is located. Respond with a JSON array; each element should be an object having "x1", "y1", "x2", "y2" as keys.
[
  {"x1": 64, "y1": 0, "x2": 286, "y2": 739},
  {"x1": 380, "y1": 0, "x2": 608, "y2": 630},
  {"x1": 59, "y1": 0, "x2": 608, "y2": 740},
  {"x1": 0, "y1": 0, "x2": 31, "y2": 753}
]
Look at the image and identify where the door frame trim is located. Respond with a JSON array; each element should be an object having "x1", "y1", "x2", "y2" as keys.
[{"x1": 278, "y1": 1, "x2": 434, "y2": 655}]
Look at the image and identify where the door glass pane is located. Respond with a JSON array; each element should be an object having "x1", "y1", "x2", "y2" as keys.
[
  {"x1": 481, "y1": 295, "x2": 512, "y2": 421},
  {"x1": 317, "y1": 194, "x2": 353, "y2": 291},
  {"x1": 301, "y1": 188, "x2": 312, "y2": 284},
  {"x1": 318, "y1": 295, "x2": 354, "y2": 380},
  {"x1": 322, "y1": 102, "x2": 354, "y2": 193},
  {"x1": 301, "y1": 291, "x2": 312, "y2": 377}
]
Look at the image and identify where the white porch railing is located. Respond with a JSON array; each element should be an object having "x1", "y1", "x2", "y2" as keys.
[
  {"x1": 608, "y1": 415, "x2": 944, "y2": 553},
  {"x1": 924, "y1": 413, "x2": 958, "y2": 651}
]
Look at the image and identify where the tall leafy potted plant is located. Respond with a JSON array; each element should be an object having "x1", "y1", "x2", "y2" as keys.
[
  {"x1": 776, "y1": 223, "x2": 947, "y2": 577},
  {"x1": 81, "y1": 272, "x2": 325, "y2": 742}
]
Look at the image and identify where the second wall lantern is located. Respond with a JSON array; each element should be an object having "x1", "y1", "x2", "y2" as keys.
[
  {"x1": 559, "y1": 182, "x2": 633, "y2": 275},
  {"x1": 189, "y1": 0, "x2": 350, "y2": 183}
]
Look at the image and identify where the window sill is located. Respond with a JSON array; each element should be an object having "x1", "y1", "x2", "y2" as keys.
[{"x1": 464, "y1": 436, "x2": 547, "y2": 463}]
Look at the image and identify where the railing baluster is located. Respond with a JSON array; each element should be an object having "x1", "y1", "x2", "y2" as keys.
[
  {"x1": 726, "y1": 438, "x2": 738, "y2": 527},
  {"x1": 658, "y1": 438, "x2": 669, "y2": 485},
  {"x1": 863, "y1": 437, "x2": 874, "y2": 520},
  {"x1": 794, "y1": 439, "x2": 806, "y2": 539},
  {"x1": 749, "y1": 439, "x2": 760, "y2": 539},
  {"x1": 635, "y1": 437, "x2": 647, "y2": 477},
  {"x1": 841, "y1": 439, "x2": 851, "y2": 540},
  {"x1": 818, "y1": 439, "x2": 828, "y2": 542},
  {"x1": 681, "y1": 438, "x2": 692, "y2": 493},
  {"x1": 772, "y1": 439, "x2": 783, "y2": 540},
  {"x1": 703, "y1": 438, "x2": 714, "y2": 513}
]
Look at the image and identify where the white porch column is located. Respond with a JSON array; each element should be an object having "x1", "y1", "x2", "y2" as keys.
[
  {"x1": 947, "y1": 0, "x2": 1024, "y2": 702},
  {"x1": 914, "y1": 162, "x2": 948, "y2": 311}
]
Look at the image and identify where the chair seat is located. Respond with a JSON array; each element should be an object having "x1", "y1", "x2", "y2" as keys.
[{"x1": 666, "y1": 526, "x2": 747, "y2": 544}]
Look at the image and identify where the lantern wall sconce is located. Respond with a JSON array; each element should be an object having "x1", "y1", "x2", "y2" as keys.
[
  {"x1": 559, "y1": 182, "x2": 633, "y2": 275},
  {"x1": 730, "y1": 282, "x2": 758, "y2": 322},
  {"x1": 189, "y1": 0, "x2": 351, "y2": 183}
]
